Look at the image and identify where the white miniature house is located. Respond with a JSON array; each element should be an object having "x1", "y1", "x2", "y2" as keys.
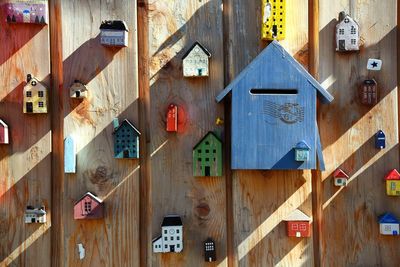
[
  {"x1": 99, "y1": 20, "x2": 129, "y2": 47},
  {"x1": 336, "y1": 12, "x2": 360, "y2": 52},
  {"x1": 25, "y1": 206, "x2": 46, "y2": 223},
  {"x1": 152, "y1": 215, "x2": 183, "y2": 253},
  {"x1": 182, "y1": 41, "x2": 211, "y2": 77},
  {"x1": 70, "y1": 80, "x2": 88, "y2": 99}
]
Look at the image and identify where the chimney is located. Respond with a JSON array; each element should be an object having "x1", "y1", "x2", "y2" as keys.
[
  {"x1": 113, "y1": 118, "x2": 119, "y2": 129},
  {"x1": 339, "y1": 11, "x2": 346, "y2": 22},
  {"x1": 27, "y1": 74, "x2": 32, "y2": 82}
]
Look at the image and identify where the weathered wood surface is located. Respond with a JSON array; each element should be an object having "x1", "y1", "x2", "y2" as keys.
[
  {"x1": 318, "y1": 0, "x2": 400, "y2": 266},
  {"x1": 0, "y1": 0, "x2": 51, "y2": 265},
  {"x1": 148, "y1": 0, "x2": 227, "y2": 266}
]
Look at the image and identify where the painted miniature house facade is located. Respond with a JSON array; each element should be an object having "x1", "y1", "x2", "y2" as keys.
[
  {"x1": 375, "y1": 130, "x2": 386, "y2": 149},
  {"x1": 166, "y1": 104, "x2": 178, "y2": 132},
  {"x1": 336, "y1": 12, "x2": 360, "y2": 52},
  {"x1": 261, "y1": 0, "x2": 286, "y2": 40},
  {"x1": 385, "y1": 169, "x2": 400, "y2": 196},
  {"x1": 25, "y1": 206, "x2": 46, "y2": 223},
  {"x1": 70, "y1": 80, "x2": 88, "y2": 99},
  {"x1": 100, "y1": 20, "x2": 129, "y2": 47},
  {"x1": 153, "y1": 215, "x2": 183, "y2": 253},
  {"x1": 182, "y1": 42, "x2": 211, "y2": 77},
  {"x1": 284, "y1": 209, "x2": 311, "y2": 238},
  {"x1": 193, "y1": 132, "x2": 222, "y2": 177},
  {"x1": 216, "y1": 41, "x2": 333, "y2": 170},
  {"x1": 294, "y1": 141, "x2": 310, "y2": 162},
  {"x1": 204, "y1": 238, "x2": 216, "y2": 262},
  {"x1": 334, "y1": 168, "x2": 349, "y2": 187},
  {"x1": 64, "y1": 135, "x2": 76, "y2": 173},
  {"x1": 360, "y1": 79, "x2": 377, "y2": 105},
  {"x1": 0, "y1": 119, "x2": 9, "y2": 144},
  {"x1": 4, "y1": 1, "x2": 48, "y2": 24},
  {"x1": 113, "y1": 118, "x2": 140, "y2": 159},
  {"x1": 379, "y1": 213, "x2": 399, "y2": 235},
  {"x1": 23, "y1": 74, "x2": 48, "y2": 114},
  {"x1": 74, "y1": 192, "x2": 104, "y2": 220}
]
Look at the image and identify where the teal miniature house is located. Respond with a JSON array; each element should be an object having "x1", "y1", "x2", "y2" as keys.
[
  {"x1": 193, "y1": 132, "x2": 222, "y2": 177},
  {"x1": 113, "y1": 118, "x2": 140, "y2": 159},
  {"x1": 294, "y1": 141, "x2": 310, "y2": 162}
]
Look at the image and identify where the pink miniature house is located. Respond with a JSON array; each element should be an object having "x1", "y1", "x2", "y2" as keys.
[
  {"x1": 4, "y1": 1, "x2": 48, "y2": 24},
  {"x1": 74, "y1": 192, "x2": 104, "y2": 220}
]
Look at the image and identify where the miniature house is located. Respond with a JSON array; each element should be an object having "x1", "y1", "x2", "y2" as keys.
[
  {"x1": 384, "y1": 169, "x2": 400, "y2": 196},
  {"x1": 333, "y1": 168, "x2": 349, "y2": 187},
  {"x1": 193, "y1": 132, "x2": 223, "y2": 177},
  {"x1": 113, "y1": 118, "x2": 140, "y2": 159},
  {"x1": 204, "y1": 238, "x2": 216, "y2": 262},
  {"x1": 74, "y1": 192, "x2": 104, "y2": 220},
  {"x1": 70, "y1": 80, "x2": 88, "y2": 99},
  {"x1": 23, "y1": 74, "x2": 48, "y2": 114},
  {"x1": 261, "y1": 0, "x2": 286, "y2": 40},
  {"x1": 0, "y1": 119, "x2": 9, "y2": 144},
  {"x1": 64, "y1": 136, "x2": 76, "y2": 173},
  {"x1": 284, "y1": 209, "x2": 311, "y2": 238},
  {"x1": 166, "y1": 104, "x2": 178, "y2": 132},
  {"x1": 216, "y1": 41, "x2": 333, "y2": 170},
  {"x1": 182, "y1": 42, "x2": 211, "y2": 77},
  {"x1": 360, "y1": 79, "x2": 378, "y2": 105},
  {"x1": 152, "y1": 215, "x2": 183, "y2": 253},
  {"x1": 378, "y1": 213, "x2": 399, "y2": 235},
  {"x1": 5, "y1": 1, "x2": 48, "y2": 24},
  {"x1": 375, "y1": 130, "x2": 386, "y2": 149},
  {"x1": 336, "y1": 12, "x2": 360, "y2": 52},
  {"x1": 99, "y1": 20, "x2": 129, "y2": 47},
  {"x1": 25, "y1": 206, "x2": 46, "y2": 223}
]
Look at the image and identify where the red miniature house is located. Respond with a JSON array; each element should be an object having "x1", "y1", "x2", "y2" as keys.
[
  {"x1": 74, "y1": 192, "x2": 104, "y2": 220},
  {"x1": 166, "y1": 104, "x2": 178, "y2": 132},
  {"x1": 333, "y1": 168, "x2": 349, "y2": 187},
  {"x1": 284, "y1": 209, "x2": 311, "y2": 238},
  {"x1": 0, "y1": 119, "x2": 9, "y2": 144}
]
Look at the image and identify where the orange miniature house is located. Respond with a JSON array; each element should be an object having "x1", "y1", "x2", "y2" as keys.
[
  {"x1": 166, "y1": 104, "x2": 178, "y2": 132},
  {"x1": 74, "y1": 192, "x2": 104, "y2": 219},
  {"x1": 284, "y1": 209, "x2": 311, "y2": 238},
  {"x1": 384, "y1": 169, "x2": 400, "y2": 196},
  {"x1": 334, "y1": 168, "x2": 349, "y2": 187}
]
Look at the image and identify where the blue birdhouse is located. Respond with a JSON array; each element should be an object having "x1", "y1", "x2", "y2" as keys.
[
  {"x1": 216, "y1": 41, "x2": 334, "y2": 170},
  {"x1": 375, "y1": 130, "x2": 385, "y2": 149},
  {"x1": 378, "y1": 213, "x2": 399, "y2": 235},
  {"x1": 113, "y1": 118, "x2": 140, "y2": 159}
]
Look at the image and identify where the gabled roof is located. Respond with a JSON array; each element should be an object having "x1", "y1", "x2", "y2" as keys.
[
  {"x1": 100, "y1": 20, "x2": 129, "y2": 31},
  {"x1": 379, "y1": 213, "x2": 399, "y2": 224},
  {"x1": 385, "y1": 169, "x2": 400, "y2": 180},
  {"x1": 0, "y1": 119, "x2": 8, "y2": 128},
  {"x1": 161, "y1": 215, "x2": 182, "y2": 227},
  {"x1": 182, "y1": 41, "x2": 211, "y2": 60},
  {"x1": 216, "y1": 41, "x2": 334, "y2": 103},
  {"x1": 284, "y1": 209, "x2": 311, "y2": 222},
  {"x1": 376, "y1": 130, "x2": 385, "y2": 137},
  {"x1": 193, "y1": 131, "x2": 222, "y2": 150},
  {"x1": 333, "y1": 168, "x2": 349, "y2": 179},
  {"x1": 294, "y1": 140, "x2": 310, "y2": 150},
  {"x1": 113, "y1": 119, "x2": 141, "y2": 135},
  {"x1": 152, "y1": 235, "x2": 162, "y2": 243},
  {"x1": 74, "y1": 192, "x2": 103, "y2": 205},
  {"x1": 337, "y1": 12, "x2": 359, "y2": 27}
]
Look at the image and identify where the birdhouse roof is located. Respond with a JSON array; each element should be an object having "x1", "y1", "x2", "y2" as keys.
[
  {"x1": 193, "y1": 131, "x2": 222, "y2": 150},
  {"x1": 376, "y1": 130, "x2": 385, "y2": 137},
  {"x1": 294, "y1": 140, "x2": 310, "y2": 150},
  {"x1": 384, "y1": 169, "x2": 400, "y2": 180},
  {"x1": 113, "y1": 119, "x2": 141, "y2": 135},
  {"x1": 74, "y1": 192, "x2": 103, "y2": 205},
  {"x1": 182, "y1": 41, "x2": 211, "y2": 59},
  {"x1": 100, "y1": 20, "x2": 129, "y2": 31},
  {"x1": 379, "y1": 213, "x2": 399, "y2": 224},
  {"x1": 284, "y1": 209, "x2": 311, "y2": 222},
  {"x1": 333, "y1": 168, "x2": 349, "y2": 179},
  {"x1": 161, "y1": 215, "x2": 183, "y2": 227},
  {"x1": 25, "y1": 206, "x2": 46, "y2": 215},
  {"x1": 0, "y1": 119, "x2": 7, "y2": 128},
  {"x1": 216, "y1": 41, "x2": 334, "y2": 103},
  {"x1": 337, "y1": 12, "x2": 359, "y2": 27}
]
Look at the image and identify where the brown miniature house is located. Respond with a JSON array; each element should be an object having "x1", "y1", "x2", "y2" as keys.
[
  {"x1": 74, "y1": 192, "x2": 104, "y2": 220},
  {"x1": 359, "y1": 79, "x2": 378, "y2": 105}
]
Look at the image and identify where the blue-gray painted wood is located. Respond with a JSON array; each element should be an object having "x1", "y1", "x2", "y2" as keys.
[
  {"x1": 64, "y1": 135, "x2": 76, "y2": 173},
  {"x1": 113, "y1": 119, "x2": 140, "y2": 159}
]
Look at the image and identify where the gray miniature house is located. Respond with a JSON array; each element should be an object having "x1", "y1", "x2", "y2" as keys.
[
  {"x1": 336, "y1": 12, "x2": 360, "y2": 52},
  {"x1": 70, "y1": 80, "x2": 88, "y2": 99},
  {"x1": 216, "y1": 41, "x2": 334, "y2": 170},
  {"x1": 182, "y1": 42, "x2": 211, "y2": 77},
  {"x1": 100, "y1": 20, "x2": 129, "y2": 47}
]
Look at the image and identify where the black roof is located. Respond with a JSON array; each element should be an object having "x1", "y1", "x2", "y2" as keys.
[
  {"x1": 100, "y1": 20, "x2": 129, "y2": 31},
  {"x1": 161, "y1": 215, "x2": 182, "y2": 226},
  {"x1": 193, "y1": 131, "x2": 222, "y2": 150},
  {"x1": 182, "y1": 41, "x2": 211, "y2": 59},
  {"x1": 113, "y1": 119, "x2": 141, "y2": 135}
]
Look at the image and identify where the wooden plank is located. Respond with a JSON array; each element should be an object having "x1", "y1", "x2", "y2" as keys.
[
  {"x1": 0, "y1": 0, "x2": 51, "y2": 265},
  {"x1": 225, "y1": 0, "x2": 313, "y2": 266},
  {"x1": 318, "y1": 0, "x2": 400, "y2": 265},
  {"x1": 60, "y1": 0, "x2": 140, "y2": 266},
  {"x1": 148, "y1": 0, "x2": 227, "y2": 265}
]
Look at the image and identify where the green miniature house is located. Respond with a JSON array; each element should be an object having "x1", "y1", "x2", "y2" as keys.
[
  {"x1": 193, "y1": 132, "x2": 222, "y2": 177},
  {"x1": 294, "y1": 141, "x2": 310, "y2": 162}
]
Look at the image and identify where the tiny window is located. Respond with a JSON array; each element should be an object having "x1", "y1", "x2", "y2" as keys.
[
  {"x1": 351, "y1": 26, "x2": 356, "y2": 34},
  {"x1": 213, "y1": 149, "x2": 216, "y2": 153},
  {"x1": 198, "y1": 158, "x2": 201, "y2": 162},
  {"x1": 292, "y1": 224, "x2": 298, "y2": 230},
  {"x1": 176, "y1": 229, "x2": 179, "y2": 233},
  {"x1": 171, "y1": 236, "x2": 174, "y2": 240},
  {"x1": 164, "y1": 230, "x2": 167, "y2": 234},
  {"x1": 38, "y1": 91, "x2": 44, "y2": 97},
  {"x1": 164, "y1": 237, "x2": 167, "y2": 241},
  {"x1": 177, "y1": 236, "x2": 180, "y2": 240},
  {"x1": 206, "y1": 150, "x2": 210, "y2": 153},
  {"x1": 339, "y1": 29, "x2": 344, "y2": 35},
  {"x1": 205, "y1": 142, "x2": 209, "y2": 145},
  {"x1": 205, "y1": 158, "x2": 209, "y2": 162},
  {"x1": 198, "y1": 149, "x2": 201, "y2": 153},
  {"x1": 177, "y1": 244, "x2": 180, "y2": 248},
  {"x1": 165, "y1": 245, "x2": 168, "y2": 249},
  {"x1": 299, "y1": 224, "x2": 307, "y2": 231},
  {"x1": 38, "y1": 102, "x2": 44, "y2": 108},
  {"x1": 351, "y1": 39, "x2": 356, "y2": 45},
  {"x1": 26, "y1": 91, "x2": 32, "y2": 97}
]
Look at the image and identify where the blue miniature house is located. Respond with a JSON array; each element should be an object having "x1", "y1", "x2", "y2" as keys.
[
  {"x1": 113, "y1": 118, "x2": 140, "y2": 159},
  {"x1": 375, "y1": 130, "x2": 385, "y2": 149},
  {"x1": 378, "y1": 213, "x2": 399, "y2": 235},
  {"x1": 64, "y1": 135, "x2": 76, "y2": 173},
  {"x1": 216, "y1": 41, "x2": 334, "y2": 170}
]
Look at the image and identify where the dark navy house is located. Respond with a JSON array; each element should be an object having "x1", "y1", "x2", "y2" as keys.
[{"x1": 113, "y1": 118, "x2": 140, "y2": 159}]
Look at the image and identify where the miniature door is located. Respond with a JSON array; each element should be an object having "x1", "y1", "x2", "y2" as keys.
[
  {"x1": 0, "y1": 119, "x2": 9, "y2": 144},
  {"x1": 336, "y1": 12, "x2": 360, "y2": 52},
  {"x1": 23, "y1": 74, "x2": 48, "y2": 114},
  {"x1": 261, "y1": 0, "x2": 286, "y2": 40},
  {"x1": 182, "y1": 42, "x2": 211, "y2": 77},
  {"x1": 166, "y1": 104, "x2": 178, "y2": 132},
  {"x1": 5, "y1": 1, "x2": 48, "y2": 24},
  {"x1": 375, "y1": 130, "x2": 385, "y2": 149},
  {"x1": 70, "y1": 81, "x2": 88, "y2": 99}
]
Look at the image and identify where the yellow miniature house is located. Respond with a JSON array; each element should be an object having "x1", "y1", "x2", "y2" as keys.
[
  {"x1": 261, "y1": 0, "x2": 286, "y2": 40},
  {"x1": 385, "y1": 169, "x2": 400, "y2": 196},
  {"x1": 23, "y1": 74, "x2": 48, "y2": 114}
]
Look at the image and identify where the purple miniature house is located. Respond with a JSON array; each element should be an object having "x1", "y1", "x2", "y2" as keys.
[{"x1": 4, "y1": 1, "x2": 48, "y2": 24}]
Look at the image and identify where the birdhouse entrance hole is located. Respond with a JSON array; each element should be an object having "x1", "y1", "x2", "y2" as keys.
[
  {"x1": 123, "y1": 150, "x2": 129, "y2": 158},
  {"x1": 75, "y1": 91, "x2": 80, "y2": 97},
  {"x1": 250, "y1": 89, "x2": 298, "y2": 95}
]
